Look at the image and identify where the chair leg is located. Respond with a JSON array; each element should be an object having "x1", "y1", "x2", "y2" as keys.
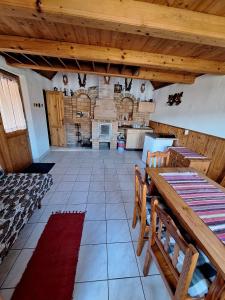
[
  {"x1": 136, "y1": 227, "x2": 145, "y2": 256},
  {"x1": 143, "y1": 248, "x2": 152, "y2": 276},
  {"x1": 132, "y1": 205, "x2": 137, "y2": 228}
]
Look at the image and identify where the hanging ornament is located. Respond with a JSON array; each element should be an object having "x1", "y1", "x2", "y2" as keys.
[
  {"x1": 140, "y1": 83, "x2": 146, "y2": 93},
  {"x1": 104, "y1": 76, "x2": 111, "y2": 85},
  {"x1": 125, "y1": 78, "x2": 133, "y2": 91},
  {"x1": 78, "y1": 73, "x2": 87, "y2": 87},
  {"x1": 62, "y1": 74, "x2": 68, "y2": 85}
]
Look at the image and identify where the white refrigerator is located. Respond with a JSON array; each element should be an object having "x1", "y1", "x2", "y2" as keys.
[{"x1": 142, "y1": 133, "x2": 177, "y2": 163}]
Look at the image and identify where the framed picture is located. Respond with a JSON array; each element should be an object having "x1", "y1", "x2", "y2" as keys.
[{"x1": 114, "y1": 82, "x2": 122, "y2": 93}]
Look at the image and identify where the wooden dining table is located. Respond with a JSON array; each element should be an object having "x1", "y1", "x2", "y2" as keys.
[{"x1": 146, "y1": 167, "x2": 225, "y2": 300}]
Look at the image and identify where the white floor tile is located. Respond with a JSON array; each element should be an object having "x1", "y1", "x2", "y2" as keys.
[
  {"x1": 0, "y1": 288, "x2": 14, "y2": 300},
  {"x1": 73, "y1": 281, "x2": 108, "y2": 300},
  {"x1": 106, "y1": 204, "x2": 126, "y2": 220},
  {"x1": 62, "y1": 174, "x2": 78, "y2": 182},
  {"x1": 76, "y1": 244, "x2": 107, "y2": 282},
  {"x1": 65, "y1": 204, "x2": 86, "y2": 212},
  {"x1": 133, "y1": 242, "x2": 160, "y2": 276},
  {"x1": 56, "y1": 182, "x2": 74, "y2": 192},
  {"x1": 90, "y1": 174, "x2": 105, "y2": 181},
  {"x1": 141, "y1": 275, "x2": 170, "y2": 300},
  {"x1": 81, "y1": 221, "x2": 106, "y2": 245},
  {"x1": 109, "y1": 277, "x2": 145, "y2": 300},
  {"x1": 68, "y1": 191, "x2": 88, "y2": 204},
  {"x1": 107, "y1": 242, "x2": 139, "y2": 279},
  {"x1": 12, "y1": 223, "x2": 36, "y2": 250},
  {"x1": 78, "y1": 168, "x2": 92, "y2": 175},
  {"x1": 73, "y1": 181, "x2": 90, "y2": 192},
  {"x1": 39, "y1": 204, "x2": 66, "y2": 222},
  {"x1": 89, "y1": 181, "x2": 105, "y2": 192},
  {"x1": 76, "y1": 174, "x2": 91, "y2": 182},
  {"x1": 105, "y1": 191, "x2": 122, "y2": 203},
  {"x1": 49, "y1": 191, "x2": 71, "y2": 204},
  {"x1": 88, "y1": 191, "x2": 106, "y2": 203},
  {"x1": 124, "y1": 202, "x2": 134, "y2": 219},
  {"x1": 107, "y1": 220, "x2": 131, "y2": 243},
  {"x1": 86, "y1": 204, "x2": 106, "y2": 220},
  {"x1": 0, "y1": 250, "x2": 20, "y2": 286},
  {"x1": 2, "y1": 249, "x2": 33, "y2": 288},
  {"x1": 24, "y1": 223, "x2": 46, "y2": 248},
  {"x1": 104, "y1": 181, "x2": 120, "y2": 192}
]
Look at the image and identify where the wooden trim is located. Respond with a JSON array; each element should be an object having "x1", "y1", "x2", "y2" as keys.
[
  {"x1": 1, "y1": 1, "x2": 225, "y2": 47},
  {"x1": 7, "y1": 62, "x2": 195, "y2": 84},
  {"x1": 1, "y1": 36, "x2": 225, "y2": 74},
  {"x1": 149, "y1": 121, "x2": 225, "y2": 183},
  {"x1": 150, "y1": 120, "x2": 225, "y2": 141}
]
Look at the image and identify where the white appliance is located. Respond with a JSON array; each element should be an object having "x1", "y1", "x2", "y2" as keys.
[
  {"x1": 99, "y1": 123, "x2": 112, "y2": 141},
  {"x1": 142, "y1": 133, "x2": 177, "y2": 163}
]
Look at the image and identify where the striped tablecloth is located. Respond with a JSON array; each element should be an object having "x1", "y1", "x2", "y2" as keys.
[
  {"x1": 169, "y1": 147, "x2": 207, "y2": 159},
  {"x1": 160, "y1": 172, "x2": 225, "y2": 244}
]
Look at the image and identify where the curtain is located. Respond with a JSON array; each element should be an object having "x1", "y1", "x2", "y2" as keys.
[{"x1": 0, "y1": 75, "x2": 26, "y2": 133}]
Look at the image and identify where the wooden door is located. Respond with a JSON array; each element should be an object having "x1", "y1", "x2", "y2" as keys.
[{"x1": 46, "y1": 91, "x2": 66, "y2": 146}]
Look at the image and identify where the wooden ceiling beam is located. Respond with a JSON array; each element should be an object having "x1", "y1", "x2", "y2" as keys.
[
  {"x1": 1, "y1": 36, "x2": 225, "y2": 74},
  {"x1": 0, "y1": 1, "x2": 225, "y2": 47},
  {"x1": 6, "y1": 62, "x2": 195, "y2": 84}
]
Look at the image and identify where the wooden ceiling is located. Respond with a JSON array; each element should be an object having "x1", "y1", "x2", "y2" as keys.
[{"x1": 0, "y1": 0, "x2": 225, "y2": 88}]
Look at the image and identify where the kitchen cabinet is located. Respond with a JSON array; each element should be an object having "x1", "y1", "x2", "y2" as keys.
[
  {"x1": 125, "y1": 128, "x2": 153, "y2": 149},
  {"x1": 138, "y1": 102, "x2": 155, "y2": 113}
]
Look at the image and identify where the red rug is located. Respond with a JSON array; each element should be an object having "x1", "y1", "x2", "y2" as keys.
[{"x1": 12, "y1": 212, "x2": 85, "y2": 300}]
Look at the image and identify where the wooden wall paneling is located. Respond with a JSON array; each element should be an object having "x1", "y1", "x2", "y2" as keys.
[{"x1": 149, "y1": 121, "x2": 225, "y2": 182}]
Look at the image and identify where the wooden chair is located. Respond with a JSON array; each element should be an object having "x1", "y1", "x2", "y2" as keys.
[
  {"x1": 145, "y1": 150, "x2": 170, "y2": 183},
  {"x1": 143, "y1": 198, "x2": 201, "y2": 300},
  {"x1": 132, "y1": 164, "x2": 150, "y2": 256}
]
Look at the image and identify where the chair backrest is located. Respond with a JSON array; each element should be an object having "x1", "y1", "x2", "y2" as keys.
[
  {"x1": 146, "y1": 151, "x2": 170, "y2": 169},
  {"x1": 135, "y1": 165, "x2": 147, "y2": 225},
  {"x1": 150, "y1": 198, "x2": 199, "y2": 300}
]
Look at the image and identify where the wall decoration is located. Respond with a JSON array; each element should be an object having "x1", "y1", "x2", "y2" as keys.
[
  {"x1": 167, "y1": 92, "x2": 183, "y2": 106},
  {"x1": 140, "y1": 83, "x2": 145, "y2": 93},
  {"x1": 125, "y1": 78, "x2": 133, "y2": 91},
  {"x1": 62, "y1": 74, "x2": 68, "y2": 85},
  {"x1": 104, "y1": 76, "x2": 111, "y2": 85},
  {"x1": 114, "y1": 82, "x2": 123, "y2": 93},
  {"x1": 78, "y1": 73, "x2": 87, "y2": 87}
]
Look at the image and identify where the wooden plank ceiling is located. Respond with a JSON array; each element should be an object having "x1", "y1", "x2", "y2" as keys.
[{"x1": 0, "y1": 0, "x2": 225, "y2": 88}]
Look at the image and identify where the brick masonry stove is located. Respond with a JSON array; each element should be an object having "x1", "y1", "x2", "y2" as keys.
[{"x1": 92, "y1": 77, "x2": 118, "y2": 149}]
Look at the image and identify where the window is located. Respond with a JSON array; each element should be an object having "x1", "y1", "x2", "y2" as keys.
[{"x1": 0, "y1": 71, "x2": 26, "y2": 133}]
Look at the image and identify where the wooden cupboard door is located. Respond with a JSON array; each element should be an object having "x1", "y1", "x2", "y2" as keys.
[{"x1": 46, "y1": 91, "x2": 66, "y2": 146}]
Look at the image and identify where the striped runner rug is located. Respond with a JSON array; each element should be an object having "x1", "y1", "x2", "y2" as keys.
[
  {"x1": 160, "y1": 172, "x2": 225, "y2": 244},
  {"x1": 169, "y1": 147, "x2": 206, "y2": 159}
]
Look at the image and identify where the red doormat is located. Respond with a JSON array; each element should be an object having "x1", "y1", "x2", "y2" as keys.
[{"x1": 12, "y1": 212, "x2": 85, "y2": 300}]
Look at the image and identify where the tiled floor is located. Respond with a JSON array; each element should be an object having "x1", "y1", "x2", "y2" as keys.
[{"x1": 0, "y1": 149, "x2": 170, "y2": 300}]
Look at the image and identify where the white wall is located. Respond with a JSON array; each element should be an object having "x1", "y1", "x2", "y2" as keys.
[
  {"x1": 151, "y1": 75, "x2": 225, "y2": 138},
  {"x1": 52, "y1": 73, "x2": 154, "y2": 100},
  {"x1": 0, "y1": 56, "x2": 52, "y2": 160}
]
